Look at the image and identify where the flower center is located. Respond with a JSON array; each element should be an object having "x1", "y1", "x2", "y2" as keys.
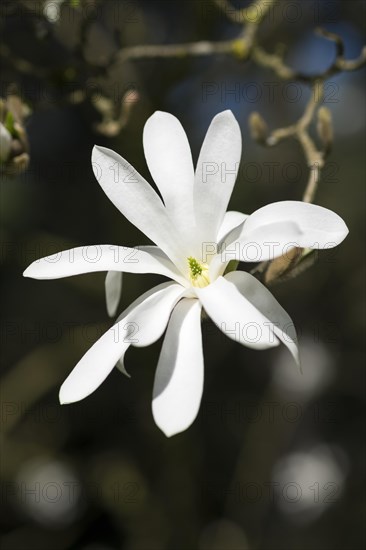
[{"x1": 188, "y1": 257, "x2": 210, "y2": 288}]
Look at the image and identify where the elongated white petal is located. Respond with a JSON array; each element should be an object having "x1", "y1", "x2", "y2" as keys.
[
  {"x1": 59, "y1": 332, "x2": 128, "y2": 405},
  {"x1": 115, "y1": 282, "x2": 179, "y2": 377},
  {"x1": 143, "y1": 112, "x2": 194, "y2": 203},
  {"x1": 114, "y1": 281, "x2": 185, "y2": 380},
  {"x1": 194, "y1": 111, "x2": 242, "y2": 245},
  {"x1": 59, "y1": 283, "x2": 185, "y2": 404},
  {"x1": 117, "y1": 358, "x2": 131, "y2": 378},
  {"x1": 208, "y1": 211, "x2": 249, "y2": 280},
  {"x1": 137, "y1": 245, "x2": 188, "y2": 286},
  {"x1": 224, "y1": 201, "x2": 349, "y2": 262},
  {"x1": 143, "y1": 112, "x2": 198, "y2": 253},
  {"x1": 128, "y1": 284, "x2": 186, "y2": 349},
  {"x1": 225, "y1": 271, "x2": 300, "y2": 367},
  {"x1": 92, "y1": 145, "x2": 188, "y2": 270},
  {"x1": 115, "y1": 282, "x2": 177, "y2": 324},
  {"x1": 105, "y1": 271, "x2": 123, "y2": 317},
  {"x1": 23, "y1": 244, "x2": 187, "y2": 286},
  {"x1": 217, "y1": 211, "x2": 248, "y2": 243},
  {"x1": 152, "y1": 299, "x2": 203, "y2": 437},
  {"x1": 114, "y1": 280, "x2": 193, "y2": 377},
  {"x1": 196, "y1": 276, "x2": 279, "y2": 350}
]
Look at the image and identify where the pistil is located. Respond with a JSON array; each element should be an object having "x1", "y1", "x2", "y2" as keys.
[{"x1": 188, "y1": 257, "x2": 210, "y2": 288}]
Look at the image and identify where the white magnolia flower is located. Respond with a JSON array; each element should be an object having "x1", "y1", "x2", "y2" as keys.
[{"x1": 23, "y1": 110, "x2": 348, "y2": 437}]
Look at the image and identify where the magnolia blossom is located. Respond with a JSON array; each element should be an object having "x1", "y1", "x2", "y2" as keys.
[{"x1": 23, "y1": 110, "x2": 348, "y2": 436}]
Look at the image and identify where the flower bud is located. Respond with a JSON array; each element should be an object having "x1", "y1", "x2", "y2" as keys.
[
  {"x1": 249, "y1": 112, "x2": 268, "y2": 144},
  {"x1": 264, "y1": 247, "x2": 302, "y2": 285},
  {"x1": 0, "y1": 122, "x2": 12, "y2": 162},
  {"x1": 317, "y1": 106, "x2": 333, "y2": 155},
  {"x1": 231, "y1": 39, "x2": 249, "y2": 60},
  {"x1": 0, "y1": 94, "x2": 30, "y2": 175}
]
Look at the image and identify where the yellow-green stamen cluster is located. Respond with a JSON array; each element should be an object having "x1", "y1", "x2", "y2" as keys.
[{"x1": 188, "y1": 257, "x2": 210, "y2": 288}]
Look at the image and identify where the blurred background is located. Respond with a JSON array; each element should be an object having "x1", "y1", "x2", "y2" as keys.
[{"x1": 1, "y1": 1, "x2": 365, "y2": 549}]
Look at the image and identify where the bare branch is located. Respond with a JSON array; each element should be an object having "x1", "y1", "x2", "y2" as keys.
[
  {"x1": 116, "y1": 40, "x2": 236, "y2": 63},
  {"x1": 253, "y1": 29, "x2": 366, "y2": 83},
  {"x1": 213, "y1": 0, "x2": 275, "y2": 25}
]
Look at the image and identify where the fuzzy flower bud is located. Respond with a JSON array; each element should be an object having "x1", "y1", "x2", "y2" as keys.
[
  {"x1": 249, "y1": 112, "x2": 268, "y2": 144},
  {"x1": 0, "y1": 122, "x2": 12, "y2": 163},
  {"x1": 317, "y1": 106, "x2": 333, "y2": 155}
]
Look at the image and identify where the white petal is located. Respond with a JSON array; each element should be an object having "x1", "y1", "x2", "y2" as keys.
[
  {"x1": 152, "y1": 299, "x2": 203, "y2": 437},
  {"x1": 114, "y1": 280, "x2": 193, "y2": 379},
  {"x1": 196, "y1": 276, "x2": 279, "y2": 350},
  {"x1": 105, "y1": 271, "x2": 123, "y2": 317},
  {"x1": 143, "y1": 112, "x2": 194, "y2": 202},
  {"x1": 59, "y1": 334, "x2": 128, "y2": 405},
  {"x1": 128, "y1": 284, "x2": 186, "y2": 349},
  {"x1": 224, "y1": 201, "x2": 349, "y2": 262},
  {"x1": 59, "y1": 282, "x2": 185, "y2": 404},
  {"x1": 225, "y1": 270, "x2": 300, "y2": 367},
  {"x1": 23, "y1": 244, "x2": 187, "y2": 286},
  {"x1": 137, "y1": 245, "x2": 188, "y2": 286},
  {"x1": 208, "y1": 211, "x2": 249, "y2": 280},
  {"x1": 92, "y1": 145, "x2": 188, "y2": 270},
  {"x1": 115, "y1": 282, "x2": 175, "y2": 324},
  {"x1": 194, "y1": 111, "x2": 242, "y2": 245},
  {"x1": 217, "y1": 211, "x2": 248, "y2": 243},
  {"x1": 116, "y1": 358, "x2": 131, "y2": 378},
  {"x1": 143, "y1": 112, "x2": 197, "y2": 252}
]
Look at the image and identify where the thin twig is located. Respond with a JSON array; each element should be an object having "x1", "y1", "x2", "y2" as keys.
[
  {"x1": 249, "y1": 80, "x2": 327, "y2": 282},
  {"x1": 252, "y1": 32, "x2": 366, "y2": 83},
  {"x1": 116, "y1": 40, "x2": 236, "y2": 63},
  {"x1": 213, "y1": 0, "x2": 275, "y2": 25}
]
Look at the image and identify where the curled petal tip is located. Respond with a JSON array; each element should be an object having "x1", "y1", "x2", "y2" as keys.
[
  {"x1": 295, "y1": 354, "x2": 302, "y2": 372},
  {"x1": 117, "y1": 360, "x2": 131, "y2": 378}
]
